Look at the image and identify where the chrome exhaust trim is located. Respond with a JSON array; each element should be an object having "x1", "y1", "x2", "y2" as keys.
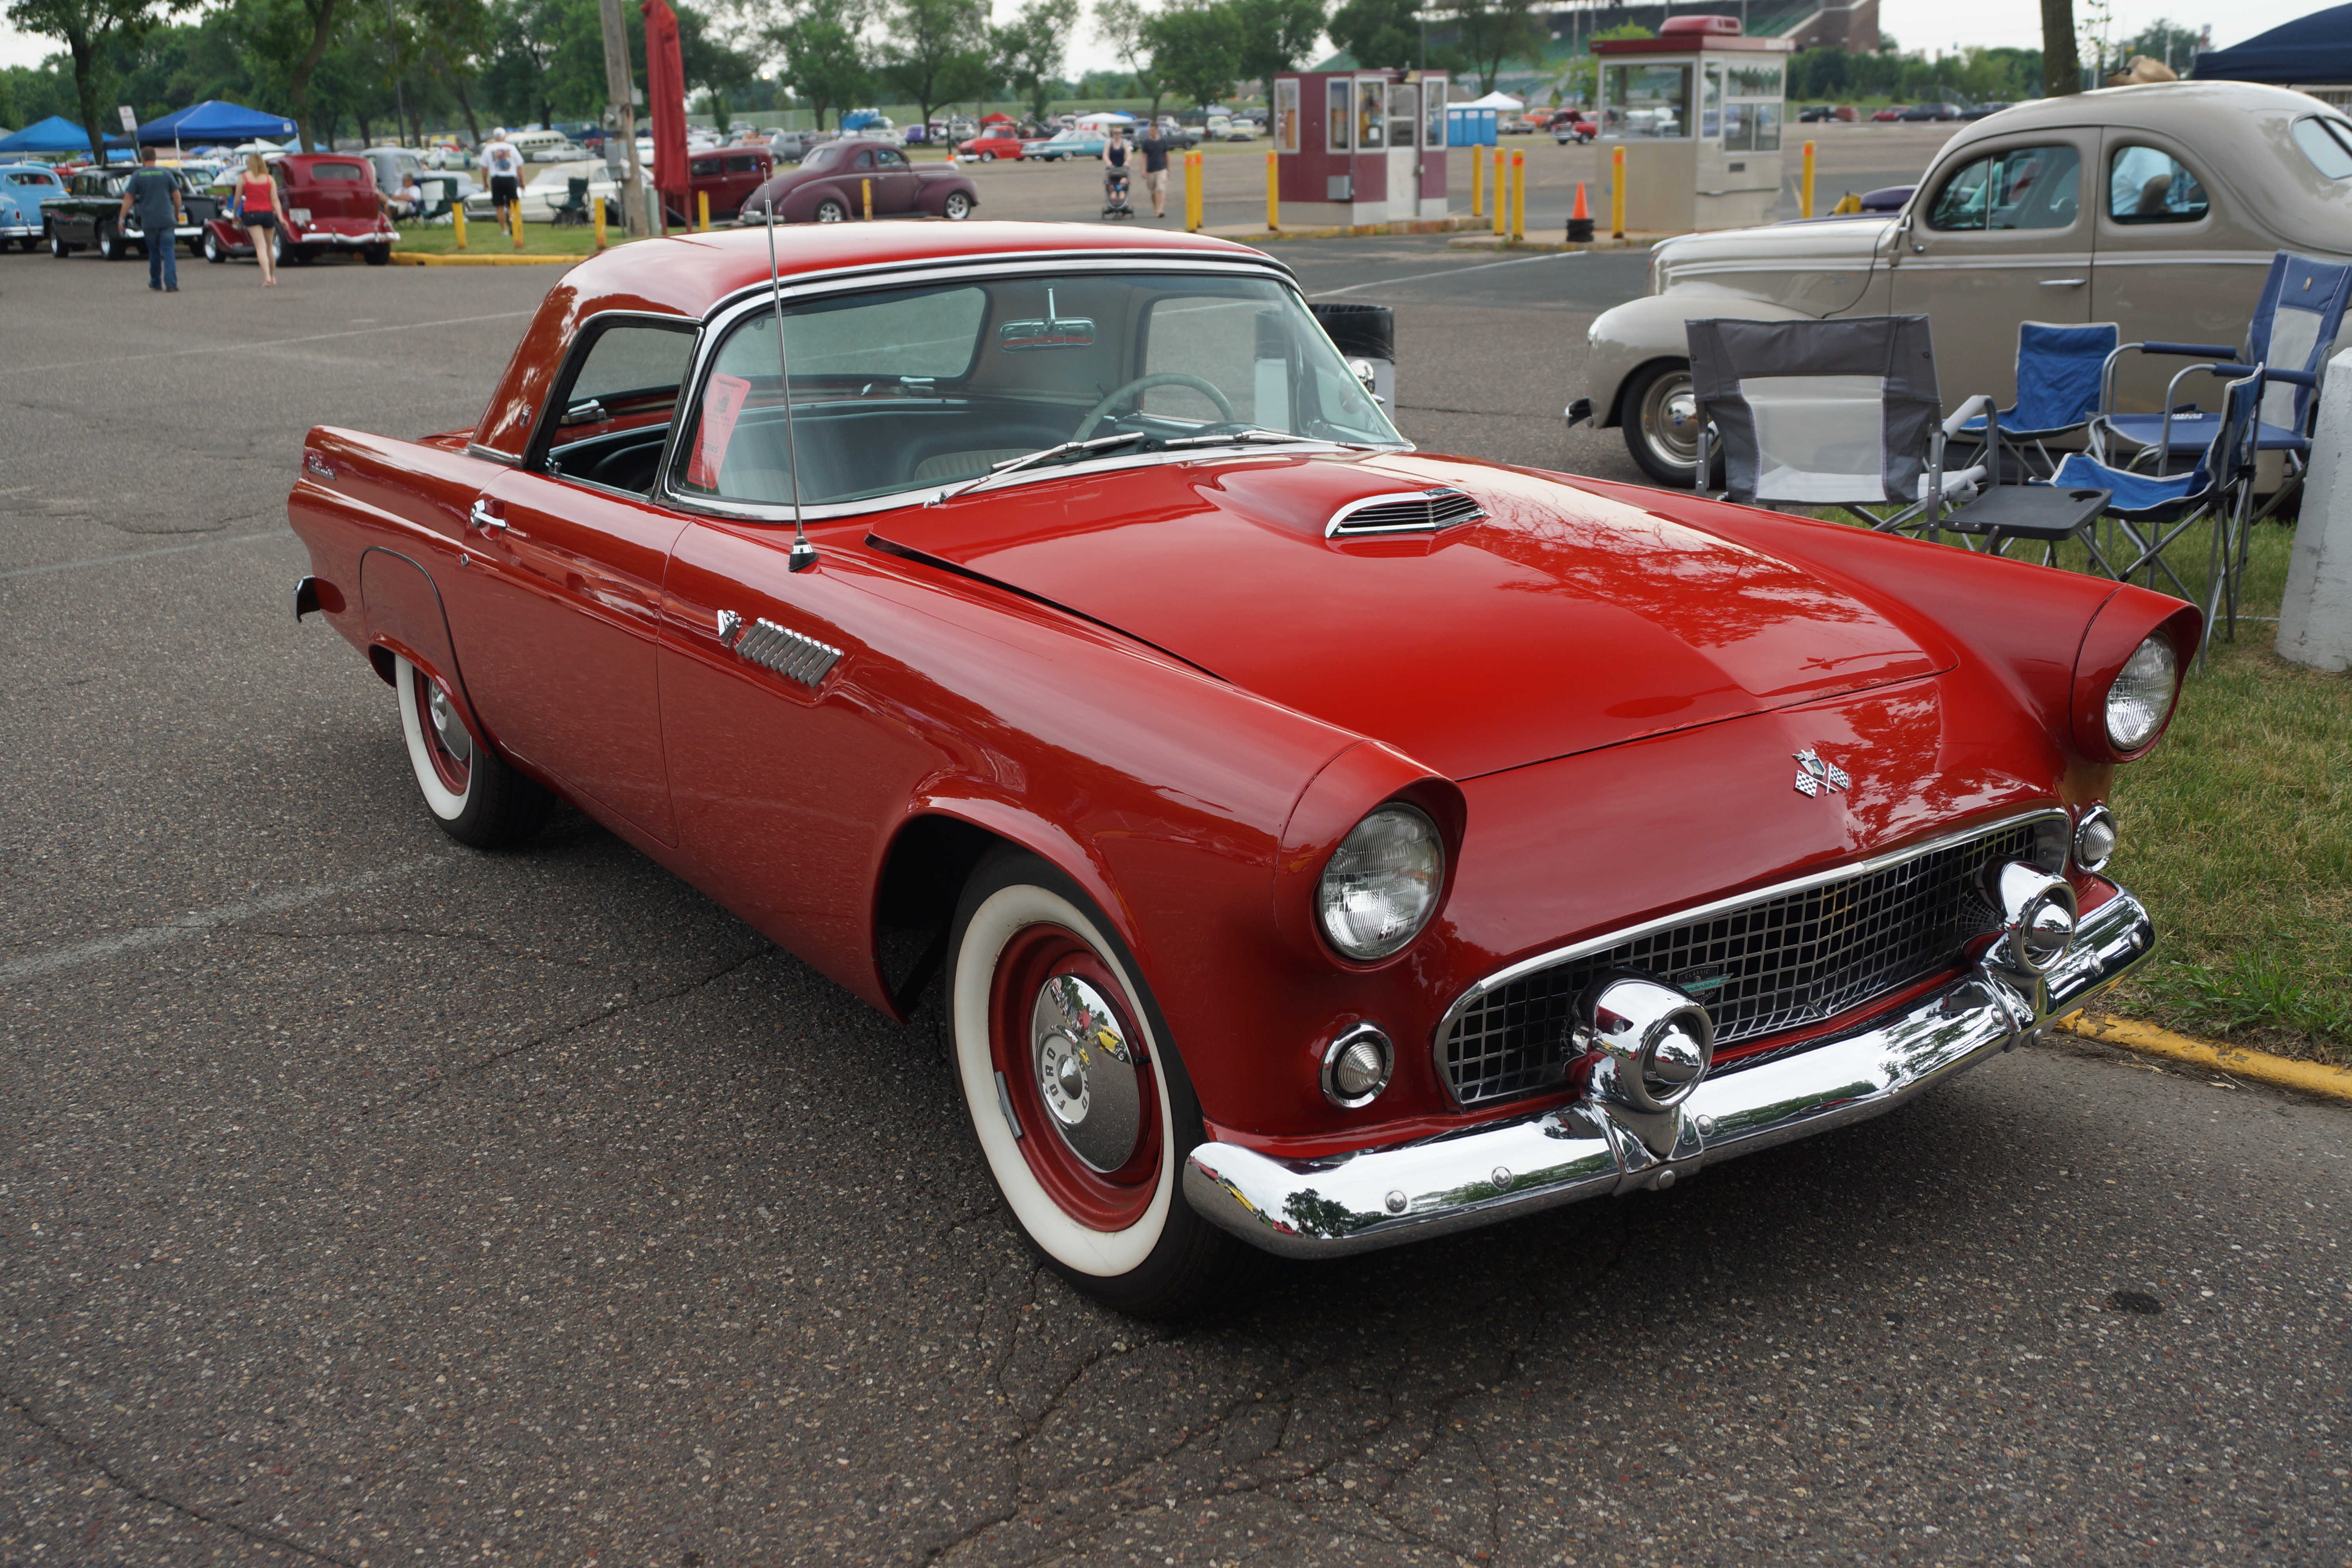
[{"x1": 1183, "y1": 882, "x2": 2154, "y2": 1261}]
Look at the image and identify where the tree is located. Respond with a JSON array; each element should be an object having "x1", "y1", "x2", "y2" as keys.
[
  {"x1": 878, "y1": 0, "x2": 991, "y2": 138},
  {"x1": 1446, "y1": 0, "x2": 1537, "y2": 94},
  {"x1": 1325, "y1": 0, "x2": 1416, "y2": 71},
  {"x1": 2116, "y1": 15, "x2": 2199, "y2": 75},
  {"x1": 768, "y1": 2, "x2": 869, "y2": 129},
  {"x1": 1093, "y1": 0, "x2": 1164, "y2": 120},
  {"x1": 1142, "y1": 0, "x2": 1236, "y2": 111},
  {"x1": 4, "y1": 0, "x2": 190, "y2": 169},
  {"x1": 2041, "y1": 0, "x2": 2081, "y2": 96},
  {"x1": 991, "y1": 0, "x2": 1076, "y2": 126},
  {"x1": 1226, "y1": 0, "x2": 1321, "y2": 91}
]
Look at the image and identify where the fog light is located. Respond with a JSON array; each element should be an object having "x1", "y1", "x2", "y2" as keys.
[
  {"x1": 1987, "y1": 861, "x2": 2079, "y2": 975},
  {"x1": 1575, "y1": 975, "x2": 1715, "y2": 1114},
  {"x1": 1321, "y1": 1023, "x2": 1394, "y2": 1109},
  {"x1": 2074, "y1": 804, "x2": 2117, "y2": 873}
]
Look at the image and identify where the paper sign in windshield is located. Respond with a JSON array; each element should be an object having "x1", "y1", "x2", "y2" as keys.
[{"x1": 688, "y1": 372, "x2": 753, "y2": 490}]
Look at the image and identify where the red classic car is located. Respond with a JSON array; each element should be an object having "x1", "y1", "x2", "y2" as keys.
[
  {"x1": 286, "y1": 221, "x2": 2187, "y2": 1318},
  {"x1": 653, "y1": 145, "x2": 774, "y2": 228},
  {"x1": 201, "y1": 152, "x2": 397, "y2": 266},
  {"x1": 734, "y1": 138, "x2": 977, "y2": 224},
  {"x1": 956, "y1": 131, "x2": 1027, "y2": 161}
]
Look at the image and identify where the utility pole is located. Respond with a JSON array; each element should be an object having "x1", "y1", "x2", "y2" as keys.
[
  {"x1": 384, "y1": 0, "x2": 410, "y2": 145},
  {"x1": 598, "y1": 0, "x2": 649, "y2": 236}
]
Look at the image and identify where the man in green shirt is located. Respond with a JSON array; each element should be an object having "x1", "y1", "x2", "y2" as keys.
[{"x1": 117, "y1": 146, "x2": 185, "y2": 293}]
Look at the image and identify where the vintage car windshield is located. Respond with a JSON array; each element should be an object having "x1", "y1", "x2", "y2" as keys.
[{"x1": 672, "y1": 271, "x2": 1403, "y2": 509}]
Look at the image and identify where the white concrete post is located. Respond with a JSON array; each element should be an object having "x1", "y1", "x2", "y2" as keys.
[{"x1": 2277, "y1": 344, "x2": 2352, "y2": 671}]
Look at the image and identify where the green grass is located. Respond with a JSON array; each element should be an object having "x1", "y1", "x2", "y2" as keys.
[
  {"x1": 1809, "y1": 509, "x2": 2352, "y2": 1061},
  {"x1": 392, "y1": 221, "x2": 643, "y2": 257}
]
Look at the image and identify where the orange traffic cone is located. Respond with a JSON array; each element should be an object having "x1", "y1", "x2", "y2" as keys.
[{"x1": 1568, "y1": 180, "x2": 1595, "y2": 243}]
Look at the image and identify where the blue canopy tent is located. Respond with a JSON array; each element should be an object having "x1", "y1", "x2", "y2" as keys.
[
  {"x1": 2194, "y1": 4, "x2": 2352, "y2": 85},
  {"x1": 138, "y1": 100, "x2": 297, "y2": 147},
  {"x1": 0, "y1": 114, "x2": 137, "y2": 159}
]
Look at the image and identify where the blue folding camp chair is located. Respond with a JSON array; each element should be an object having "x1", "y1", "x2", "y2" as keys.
[
  {"x1": 2088, "y1": 252, "x2": 2352, "y2": 512},
  {"x1": 2056, "y1": 363, "x2": 2299, "y2": 662},
  {"x1": 1955, "y1": 320, "x2": 2118, "y2": 477}
]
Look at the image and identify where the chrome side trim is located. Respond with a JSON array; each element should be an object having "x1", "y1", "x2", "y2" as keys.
[
  {"x1": 1185, "y1": 882, "x2": 2154, "y2": 1260},
  {"x1": 1430, "y1": 806, "x2": 2069, "y2": 1076},
  {"x1": 465, "y1": 443, "x2": 523, "y2": 467},
  {"x1": 733, "y1": 617, "x2": 840, "y2": 686}
]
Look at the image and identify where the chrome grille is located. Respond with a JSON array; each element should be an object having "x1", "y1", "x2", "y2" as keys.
[
  {"x1": 1326, "y1": 487, "x2": 1486, "y2": 537},
  {"x1": 1438, "y1": 817, "x2": 2046, "y2": 1108},
  {"x1": 735, "y1": 617, "x2": 841, "y2": 687}
]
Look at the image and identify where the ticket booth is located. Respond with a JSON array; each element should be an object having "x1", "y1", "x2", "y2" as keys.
[
  {"x1": 1272, "y1": 69, "x2": 1449, "y2": 228},
  {"x1": 1594, "y1": 16, "x2": 1790, "y2": 232}
]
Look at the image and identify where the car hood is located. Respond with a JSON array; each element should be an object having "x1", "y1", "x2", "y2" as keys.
[{"x1": 868, "y1": 453, "x2": 1956, "y2": 779}]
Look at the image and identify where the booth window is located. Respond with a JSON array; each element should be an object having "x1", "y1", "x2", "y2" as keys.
[
  {"x1": 1358, "y1": 79, "x2": 1387, "y2": 149},
  {"x1": 1274, "y1": 78, "x2": 1299, "y2": 154},
  {"x1": 2108, "y1": 146, "x2": 2209, "y2": 223},
  {"x1": 1927, "y1": 144, "x2": 2081, "y2": 231},
  {"x1": 1327, "y1": 78, "x2": 1352, "y2": 152},
  {"x1": 1389, "y1": 82, "x2": 1417, "y2": 149},
  {"x1": 1602, "y1": 63, "x2": 1691, "y2": 138},
  {"x1": 1423, "y1": 76, "x2": 1447, "y2": 148},
  {"x1": 1702, "y1": 62, "x2": 1722, "y2": 140},
  {"x1": 1724, "y1": 62, "x2": 1783, "y2": 151}
]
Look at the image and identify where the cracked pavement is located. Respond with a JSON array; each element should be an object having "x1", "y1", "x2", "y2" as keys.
[{"x1": 2, "y1": 241, "x2": 2348, "y2": 1568}]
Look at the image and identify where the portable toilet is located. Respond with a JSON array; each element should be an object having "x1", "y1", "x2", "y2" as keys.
[
  {"x1": 1594, "y1": 15, "x2": 1791, "y2": 232},
  {"x1": 1271, "y1": 69, "x2": 1450, "y2": 228},
  {"x1": 1445, "y1": 105, "x2": 1497, "y2": 147}
]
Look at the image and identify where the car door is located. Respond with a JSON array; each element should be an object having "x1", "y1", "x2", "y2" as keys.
[
  {"x1": 2090, "y1": 129, "x2": 2273, "y2": 415},
  {"x1": 1889, "y1": 132, "x2": 2096, "y2": 410},
  {"x1": 435, "y1": 314, "x2": 699, "y2": 846},
  {"x1": 869, "y1": 146, "x2": 922, "y2": 212},
  {"x1": 719, "y1": 152, "x2": 760, "y2": 214}
]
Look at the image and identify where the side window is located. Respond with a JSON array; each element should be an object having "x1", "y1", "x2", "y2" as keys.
[
  {"x1": 543, "y1": 320, "x2": 697, "y2": 493},
  {"x1": 876, "y1": 148, "x2": 907, "y2": 167},
  {"x1": 2109, "y1": 145, "x2": 2210, "y2": 224},
  {"x1": 1926, "y1": 143, "x2": 2080, "y2": 231},
  {"x1": 854, "y1": 149, "x2": 876, "y2": 169},
  {"x1": 690, "y1": 158, "x2": 715, "y2": 178},
  {"x1": 723, "y1": 154, "x2": 755, "y2": 174}
]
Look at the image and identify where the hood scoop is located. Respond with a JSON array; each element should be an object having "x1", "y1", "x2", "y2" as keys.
[{"x1": 1328, "y1": 486, "x2": 1486, "y2": 537}]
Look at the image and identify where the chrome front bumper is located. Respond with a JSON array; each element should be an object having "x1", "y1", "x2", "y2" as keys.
[{"x1": 1184, "y1": 884, "x2": 2154, "y2": 1259}]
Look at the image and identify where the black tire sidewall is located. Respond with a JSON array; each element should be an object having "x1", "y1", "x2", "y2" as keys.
[
  {"x1": 1621, "y1": 358, "x2": 1719, "y2": 490},
  {"x1": 946, "y1": 847, "x2": 1251, "y2": 1319}
]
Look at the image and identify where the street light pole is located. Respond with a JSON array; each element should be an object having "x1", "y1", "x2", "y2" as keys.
[
  {"x1": 597, "y1": 0, "x2": 648, "y2": 236},
  {"x1": 385, "y1": 0, "x2": 410, "y2": 145}
]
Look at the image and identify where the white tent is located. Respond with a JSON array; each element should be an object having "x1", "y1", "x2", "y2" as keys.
[
  {"x1": 1458, "y1": 90, "x2": 1525, "y2": 110},
  {"x1": 1074, "y1": 111, "x2": 1138, "y2": 127}
]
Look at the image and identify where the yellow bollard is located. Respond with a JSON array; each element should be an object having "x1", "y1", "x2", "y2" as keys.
[
  {"x1": 1802, "y1": 140, "x2": 1816, "y2": 220},
  {"x1": 697, "y1": 189, "x2": 709, "y2": 232},
  {"x1": 1611, "y1": 145, "x2": 1626, "y2": 238},
  {"x1": 1510, "y1": 148, "x2": 1525, "y2": 241},
  {"x1": 862, "y1": 177, "x2": 873, "y2": 220},
  {"x1": 1185, "y1": 151, "x2": 1203, "y2": 232},
  {"x1": 1470, "y1": 147, "x2": 1484, "y2": 217},
  {"x1": 512, "y1": 199, "x2": 524, "y2": 249},
  {"x1": 1266, "y1": 149, "x2": 1278, "y2": 232},
  {"x1": 593, "y1": 192, "x2": 607, "y2": 250},
  {"x1": 453, "y1": 200, "x2": 467, "y2": 250},
  {"x1": 1491, "y1": 150, "x2": 1505, "y2": 235}
]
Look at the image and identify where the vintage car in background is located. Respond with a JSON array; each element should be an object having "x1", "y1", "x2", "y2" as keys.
[
  {"x1": 956, "y1": 130, "x2": 1028, "y2": 161},
  {"x1": 1581, "y1": 81, "x2": 2352, "y2": 485},
  {"x1": 199, "y1": 153, "x2": 398, "y2": 266},
  {"x1": 42, "y1": 165, "x2": 218, "y2": 260},
  {"x1": 1021, "y1": 128, "x2": 1109, "y2": 161},
  {"x1": 1551, "y1": 113, "x2": 1599, "y2": 144},
  {"x1": 652, "y1": 145, "x2": 774, "y2": 227},
  {"x1": 286, "y1": 221, "x2": 2186, "y2": 1317},
  {"x1": 736, "y1": 138, "x2": 975, "y2": 223},
  {"x1": 0, "y1": 162, "x2": 63, "y2": 249}
]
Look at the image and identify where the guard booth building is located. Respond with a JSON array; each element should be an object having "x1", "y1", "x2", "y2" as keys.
[
  {"x1": 1596, "y1": 16, "x2": 1791, "y2": 233},
  {"x1": 1271, "y1": 69, "x2": 1450, "y2": 229}
]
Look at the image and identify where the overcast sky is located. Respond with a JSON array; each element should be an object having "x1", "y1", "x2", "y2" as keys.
[{"x1": 0, "y1": 0, "x2": 2319, "y2": 96}]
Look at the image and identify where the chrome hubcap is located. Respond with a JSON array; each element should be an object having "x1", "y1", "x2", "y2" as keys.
[
  {"x1": 1030, "y1": 974, "x2": 1142, "y2": 1173},
  {"x1": 1643, "y1": 374, "x2": 1701, "y2": 470},
  {"x1": 426, "y1": 682, "x2": 472, "y2": 764}
]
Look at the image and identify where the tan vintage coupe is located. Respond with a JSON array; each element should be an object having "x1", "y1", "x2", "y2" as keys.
[{"x1": 1581, "y1": 81, "x2": 2352, "y2": 485}]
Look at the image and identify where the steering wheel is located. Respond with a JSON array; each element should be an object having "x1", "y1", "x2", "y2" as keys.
[{"x1": 1073, "y1": 373, "x2": 1236, "y2": 440}]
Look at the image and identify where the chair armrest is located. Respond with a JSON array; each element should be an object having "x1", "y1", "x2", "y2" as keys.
[
  {"x1": 2267, "y1": 367, "x2": 2319, "y2": 389},
  {"x1": 1942, "y1": 394, "x2": 1995, "y2": 439},
  {"x1": 2141, "y1": 341, "x2": 2238, "y2": 358}
]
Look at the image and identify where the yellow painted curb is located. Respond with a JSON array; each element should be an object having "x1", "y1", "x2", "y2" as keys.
[
  {"x1": 2056, "y1": 1013, "x2": 2352, "y2": 1103},
  {"x1": 390, "y1": 252, "x2": 578, "y2": 266}
]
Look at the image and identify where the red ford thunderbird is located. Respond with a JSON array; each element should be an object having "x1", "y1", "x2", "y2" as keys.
[{"x1": 287, "y1": 223, "x2": 2187, "y2": 1317}]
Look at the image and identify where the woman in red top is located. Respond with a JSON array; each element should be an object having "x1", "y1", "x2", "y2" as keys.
[{"x1": 237, "y1": 153, "x2": 287, "y2": 287}]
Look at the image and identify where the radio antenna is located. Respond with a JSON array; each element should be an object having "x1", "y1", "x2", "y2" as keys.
[{"x1": 766, "y1": 195, "x2": 815, "y2": 572}]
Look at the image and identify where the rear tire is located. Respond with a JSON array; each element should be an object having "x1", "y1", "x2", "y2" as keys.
[
  {"x1": 204, "y1": 230, "x2": 225, "y2": 263},
  {"x1": 50, "y1": 230, "x2": 70, "y2": 258},
  {"x1": 814, "y1": 198, "x2": 847, "y2": 223},
  {"x1": 946, "y1": 849, "x2": 1259, "y2": 1319},
  {"x1": 393, "y1": 656, "x2": 552, "y2": 850},
  {"x1": 99, "y1": 225, "x2": 125, "y2": 261},
  {"x1": 362, "y1": 245, "x2": 390, "y2": 265},
  {"x1": 942, "y1": 191, "x2": 973, "y2": 220}
]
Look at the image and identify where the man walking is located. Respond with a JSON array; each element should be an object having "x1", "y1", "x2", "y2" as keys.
[
  {"x1": 1136, "y1": 119, "x2": 1172, "y2": 220},
  {"x1": 482, "y1": 129, "x2": 524, "y2": 236},
  {"x1": 119, "y1": 147, "x2": 185, "y2": 293}
]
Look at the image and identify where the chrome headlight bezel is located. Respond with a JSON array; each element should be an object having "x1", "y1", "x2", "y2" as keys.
[
  {"x1": 2104, "y1": 633, "x2": 2179, "y2": 752},
  {"x1": 1316, "y1": 802, "x2": 1445, "y2": 963},
  {"x1": 2073, "y1": 804, "x2": 2117, "y2": 874}
]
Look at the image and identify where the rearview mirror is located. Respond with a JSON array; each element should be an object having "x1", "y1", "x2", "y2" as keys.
[{"x1": 998, "y1": 318, "x2": 1096, "y2": 351}]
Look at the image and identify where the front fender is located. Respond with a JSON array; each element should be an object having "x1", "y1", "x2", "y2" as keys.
[{"x1": 1587, "y1": 289, "x2": 1811, "y2": 429}]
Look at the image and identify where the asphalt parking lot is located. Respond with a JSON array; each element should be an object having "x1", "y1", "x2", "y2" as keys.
[{"x1": 3, "y1": 235, "x2": 2348, "y2": 1568}]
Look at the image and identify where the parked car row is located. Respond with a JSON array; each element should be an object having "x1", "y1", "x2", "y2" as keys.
[{"x1": 27, "y1": 153, "x2": 398, "y2": 267}]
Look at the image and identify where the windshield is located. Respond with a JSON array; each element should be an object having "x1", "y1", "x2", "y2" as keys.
[{"x1": 674, "y1": 270, "x2": 1403, "y2": 508}]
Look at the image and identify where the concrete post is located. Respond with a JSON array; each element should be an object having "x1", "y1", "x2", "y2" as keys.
[{"x1": 2276, "y1": 344, "x2": 2352, "y2": 671}]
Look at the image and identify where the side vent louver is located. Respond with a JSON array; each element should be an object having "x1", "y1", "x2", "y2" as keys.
[
  {"x1": 733, "y1": 617, "x2": 842, "y2": 688},
  {"x1": 1325, "y1": 487, "x2": 1487, "y2": 538}
]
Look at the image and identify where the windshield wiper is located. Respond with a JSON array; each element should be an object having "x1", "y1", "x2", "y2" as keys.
[
  {"x1": 933, "y1": 431, "x2": 1149, "y2": 503},
  {"x1": 1154, "y1": 427, "x2": 1384, "y2": 452}
]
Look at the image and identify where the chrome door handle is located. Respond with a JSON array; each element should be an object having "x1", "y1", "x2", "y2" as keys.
[
  {"x1": 467, "y1": 499, "x2": 506, "y2": 535},
  {"x1": 2039, "y1": 277, "x2": 2088, "y2": 287}
]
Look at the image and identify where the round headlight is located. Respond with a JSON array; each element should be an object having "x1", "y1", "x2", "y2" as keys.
[
  {"x1": 1317, "y1": 804, "x2": 1443, "y2": 961},
  {"x1": 2105, "y1": 634, "x2": 2178, "y2": 751},
  {"x1": 2074, "y1": 804, "x2": 2117, "y2": 873}
]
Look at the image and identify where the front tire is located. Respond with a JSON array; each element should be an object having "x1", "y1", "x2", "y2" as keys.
[
  {"x1": 99, "y1": 224, "x2": 125, "y2": 261},
  {"x1": 362, "y1": 245, "x2": 390, "y2": 265},
  {"x1": 942, "y1": 191, "x2": 973, "y2": 220},
  {"x1": 978, "y1": 150, "x2": 996, "y2": 162},
  {"x1": 50, "y1": 230, "x2": 71, "y2": 258},
  {"x1": 1621, "y1": 358, "x2": 1714, "y2": 489},
  {"x1": 204, "y1": 230, "x2": 225, "y2": 263},
  {"x1": 947, "y1": 850, "x2": 1256, "y2": 1319},
  {"x1": 393, "y1": 655, "x2": 552, "y2": 849}
]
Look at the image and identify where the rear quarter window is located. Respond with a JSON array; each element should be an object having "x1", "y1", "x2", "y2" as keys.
[
  {"x1": 2293, "y1": 116, "x2": 2352, "y2": 180},
  {"x1": 308, "y1": 162, "x2": 367, "y2": 181}
]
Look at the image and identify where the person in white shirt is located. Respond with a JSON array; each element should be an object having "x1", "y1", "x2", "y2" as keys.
[{"x1": 482, "y1": 131, "x2": 524, "y2": 234}]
